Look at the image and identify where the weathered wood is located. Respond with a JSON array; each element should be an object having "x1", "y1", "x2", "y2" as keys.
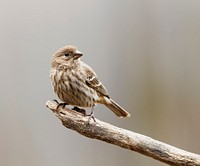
[{"x1": 46, "y1": 100, "x2": 200, "y2": 166}]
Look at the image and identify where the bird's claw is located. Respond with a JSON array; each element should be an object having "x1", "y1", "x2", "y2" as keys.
[
  {"x1": 53, "y1": 100, "x2": 68, "y2": 110},
  {"x1": 53, "y1": 99, "x2": 59, "y2": 104},
  {"x1": 85, "y1": 112, "x2": 96, "y2": 123}
]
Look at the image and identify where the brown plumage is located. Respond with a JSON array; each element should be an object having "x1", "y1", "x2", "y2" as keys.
[{"x1": 50, "y1": 45, "x2": 130, "y2": 117}]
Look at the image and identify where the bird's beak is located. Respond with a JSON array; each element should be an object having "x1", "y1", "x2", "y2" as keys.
[{"x1": 74, "y1": 50, "x2": 83, "y2": 59}]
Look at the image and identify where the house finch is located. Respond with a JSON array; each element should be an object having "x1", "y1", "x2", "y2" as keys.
[{"x1": 50, "y1": 45, "x2": 130, "y2": 118}]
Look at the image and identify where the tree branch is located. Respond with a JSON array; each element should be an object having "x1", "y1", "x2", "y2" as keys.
[{"x1": 46, "y1": 100, "x2": 200, "y2": 166}]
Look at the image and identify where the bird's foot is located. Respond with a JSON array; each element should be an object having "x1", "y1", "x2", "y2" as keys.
[
  {"x1": 53, "y1": 100, "x2": 68, "y2": 110},
  {"x1": 85, "y1": 110, "x2": 96, "y2": 123},
  {"x1": 88, "y1": 113, "x2": 96, "y2": 123},
  {"x1": 72, "y1": 106, "x2": 86, "y2": 115},
  {"x1": 53, "y1": 99, "x2": 59, "y2": 104}
]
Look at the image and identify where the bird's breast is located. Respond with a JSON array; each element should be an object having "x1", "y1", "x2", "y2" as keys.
[{"x1": 50, "y1": 68, "x2": 100, "y2": 107}]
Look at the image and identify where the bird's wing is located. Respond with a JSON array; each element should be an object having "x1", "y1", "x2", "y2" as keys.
[
  {"x1": 86, "y1": 75, "x2": 109, "y2": 97},
  {"x1": 83, "y1": 64, "x2": 109, "y2": 98}
]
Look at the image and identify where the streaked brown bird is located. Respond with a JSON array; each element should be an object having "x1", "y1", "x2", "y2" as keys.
[{"x1": 50, "y1": 45, "x2": 130, "y2": 118}]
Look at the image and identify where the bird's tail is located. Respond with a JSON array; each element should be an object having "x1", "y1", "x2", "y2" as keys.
[{"x1": 105, "y1": 99, "x2": 130, "y2": 117}]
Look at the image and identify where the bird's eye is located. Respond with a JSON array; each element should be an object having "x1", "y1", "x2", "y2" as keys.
[{"x1": 65, "y1": 53, "x2": 70, "y2": 57}]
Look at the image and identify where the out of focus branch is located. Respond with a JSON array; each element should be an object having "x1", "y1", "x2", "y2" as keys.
[{"x1": 46, "y1": 100, "x2": 200, "y2": 166}]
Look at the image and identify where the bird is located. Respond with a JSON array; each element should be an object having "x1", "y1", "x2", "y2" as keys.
[{"x1": 50, "y1": 45, "x2": 130, "y2": 118}]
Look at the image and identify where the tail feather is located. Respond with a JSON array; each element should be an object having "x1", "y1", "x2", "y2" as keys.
[{"x1": 105, "y1": 99, "x2": 130, "y2": 117}]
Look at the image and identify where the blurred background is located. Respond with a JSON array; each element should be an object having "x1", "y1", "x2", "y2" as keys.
[{"x1": 1, "y1": 0, "x2": 200, "y2": 165}]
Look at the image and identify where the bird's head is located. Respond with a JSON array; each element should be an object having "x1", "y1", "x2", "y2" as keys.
[{"x1": 51, "y1": 45, "x2": 83, "y2": 67}]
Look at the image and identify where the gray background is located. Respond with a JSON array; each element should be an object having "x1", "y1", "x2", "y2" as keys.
[{"x1": 1, "y1": 0, "x2": 200, "y2": 166}]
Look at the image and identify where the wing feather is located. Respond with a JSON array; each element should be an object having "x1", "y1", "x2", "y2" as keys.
[
  {"x1": 83, "y1": 65, "x2": 109, "y2": 98},
  {"x1": 86, "y1": 75, "x2": 109, "y2": 97}
]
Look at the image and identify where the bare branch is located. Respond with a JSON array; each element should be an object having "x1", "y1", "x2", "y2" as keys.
[{"x1": 46, "y1": 100, "x2": 200, "y2": 166}]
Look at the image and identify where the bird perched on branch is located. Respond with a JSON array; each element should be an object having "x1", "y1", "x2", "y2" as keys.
[{"x1": 50, "y1": 45, "x2": 130, "y2": 119}]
